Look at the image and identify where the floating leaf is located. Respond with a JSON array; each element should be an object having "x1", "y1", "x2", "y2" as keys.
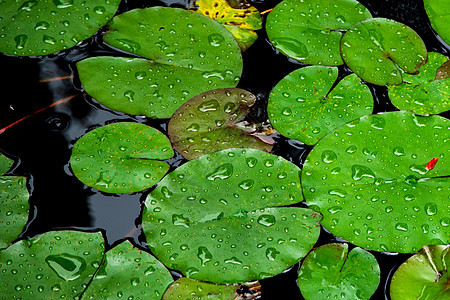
[
  {"x1": 163, "y1": 277, "x2": 240, "y2": 299},
  {"x1": 424, "y1": 0, "x2": 450, "y2": 46},
  {"x1": 302, "y1": 111, "x2": 449, "y2": 253},
  {"x1": 436, "y1": 60, "x2": 450, "y2": 80},
  {"x1": 70, "y1": 122, "x2": 173, "y2": 193},
  {"x1": 268, "y1": 66, "x2": 373, "y2": 145},
  {"x1": 77, "y1": 7, "x2": 243, "y2": 119},
  {"x1": 143, "y1": 148, "x2": 322, "y2": 283},
  {"x1": 390, "y1": 245, "x2": 449, "y2": 300},
  {"x1": 388, "y1": 52, "x2": 450, "y2": 115},
  {"x1": 168, "y1": 88, "x2": 273, "y2": 160},
  {"x1": 0, "y1": 0, "x2": 121, "y2": 56},
  {"x1": 191, "y1": 0, "x2": 262, "y2": 51},
  {"x1": 83, "y1": 240, "x2": 173, "y2": 299},
  {"x1": 0, "y1": 230, "x2": 104, "y2": 299},
  {"x1": 0, "y1": 153, "x2": 13, "y2": 175},
  {"x1": 298, "y1": 243, "x2": 380, "y2": 300},
  {"x1": 341, "y1": 18, "x2": 427, "y2": 86},
  {"x1": 266, "y1": 0, "x2": 372, "y2": 66}
]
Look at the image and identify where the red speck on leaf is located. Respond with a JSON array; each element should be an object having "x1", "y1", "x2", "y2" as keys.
[{"x1": 426, "y1": 157, "x2": 439, "y2": 170}]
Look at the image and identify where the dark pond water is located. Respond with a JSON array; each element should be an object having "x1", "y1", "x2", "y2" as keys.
[{"x1": 0, "y1": 0, "x2": 448, "y2": 298}]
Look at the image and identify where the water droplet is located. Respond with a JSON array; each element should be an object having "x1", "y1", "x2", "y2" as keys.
[
  {"x1": 440, "y1": 217, "x2": 449, "y2": 227},
  {"x1": 14, "y1": 34, "x2": 28, "y2": 49},
  {"x1": 328, "y1": 189, "x2": 347, "y2": 198},
  {"x1": 123, "y1": 90, "x2": 135, "y2": 102},
  {"x1": 351, "y1": 165, "x2": 375, "y2": 181},
  {"x1": 186, "y1": 123, "x2": 200, "y2": 132},
  {"x1": 393, "y1": 147, "x2": 406, "y2": 156},
  {"x1": 53, "y1": 0, "x2": 74, "y2": 8},
  {"x1": 93, "y1": 5, "x2": 106, "y2": 14},
  {"x1": 223, "y1": 102, "x2": 236, "y2": 113},
  {"x1": 198, "y1": 99, "x2": 220, "y2": 112},
  {"x1": 144, "y1": 266, "x2": 156, "y2": 275},
  {"x1": 45, "y1": 253, "x2": 86, "y2": 281},
  {"x1": 265, "y1": 247, "x2": 280, "y2": 261},
  {"x1": 282, "y1": 107, "x2": 292, "y2": 116},
  {"x1": 172, "y1": 214, "x2": 190, "y2": 228},
  {"x1": 272, "y1": 38, "x2": 309, "y2": 61},
  {"x1": 34, "y1": 21, "x2": 49, "y2": 31},
  {"x1": 206, "y1": 163, "x2": 233, "y2": 180},
  {"x1": 135, "y1": 71, "x2": 146, "y2": 79},
  {"x1": 395, "y1": 223, "x2": 408, "y2": 232},
  {"x1": 18, "y1": 0, "x2": 37, "y2": 11},
  {"x1": 327, "y1": 206, "x2": 342, "y2": 214},
  {"x1": 224, "y1": 256, "x2": 242, "y2": 264},
  {"x1": 208, "y1": 33, "x2": 225, "y2": 46},
  {"x1": 371, "y1": 116, "x2": 386, "y2": 129},
  {"x1": 346, "y1": 146, "x2": 357, "y2": 154},
  {"x1": 238, "y1": 179, "x2": 254, "y2": 190},
  {"x1": 197, "y1": 246, "x2": 212, "y2": 266},
  {"x1": 321, "y1": 150, "x2": 337, "y2": 163},
  {"x1": 43, "y1": 35, "x2": 56, "y2": 45},
  {"x1": 257, "y1": 214, "x2": 276, "y2": 227},
  {"x1": 424, "y1": 203, "x2": 437, "y2": 216},
  {"x1": 116, "y1": 39, "x2": 140, "y2": 53}
]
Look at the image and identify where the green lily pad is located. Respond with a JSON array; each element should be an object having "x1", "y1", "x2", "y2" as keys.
[
  {"x1": 0, "y1": 153, "x2": 13, "y2": 175},
  {"x1": 77, "y1": 7, "x2": 243, "y2": 119},
  {"x1": 298, "y1": 243, "x2": 380, "y2": 300},
  {"x1": 341, "y1": 18, "x2": 427, "y2": 86},
  {"x1": 191, "y1": 0, "x2": 262, "y2": 51},
  {"x1": 163, "y1": 277, "x2": 240, "y2": 299},
  {"x1": 265, "y1": 0, "x2": 372, "y2": 66},
  {"x1": 0, "y1": 0, "x2": 120, "y2": 56},
  {"x1": 0, "y1": 230, "x2": 104, "y2": 299},
  {"x1": 168, "y1": 88, "x2": 273, "y2": 160},
  {"x1": 0, "y1": 176, "x2": 29, "y2": 250},
  {"x1": 301, "y1": 111, "x2": 450, "y2": 253},
  {"x1": 388, "y1": 52, "x2": 450, "y2": 115},
  {"x1": 424, "y1": 0, "x2": 450, "y2": 46},
  {"x1": 70, "y1": 122, "x2": 173, "y2": 194},
  {"x1": 143, "y1": 148, "x2": 322, "y2": 283},
  {"x1": 83, "y1": 240, "x2": 173, "y2": 299},
  {"x1": 268, "y1": 66, "x2": 373, "y2": 145},
  {"x1": 390, "y1": 245, "x2": 449, "y2": 300}
]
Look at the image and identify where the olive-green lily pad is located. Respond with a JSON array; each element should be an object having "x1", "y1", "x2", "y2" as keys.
[
  {"x1": 168, "y1": 88, "x2": 273, "y2": 160},
  {"x1": 301, "y1": 111, "x2": 450, "y2": 253},
  {"x1": 70, "y1": 122, "x2": 174, "y2": 194},
  {"x1": 298, "y1": 243, "x2": 380, "y2": 300},
  {"x1": 424, "y1": 0, "x2": 450, "y2": 46},
  {"x1": 341, "y1": 18, "x2": 427, "y2": 86},
  {"x1": 0, "y1": 153, "x2": 13, "y2": 175},
  {"x1": 77, "y1": 7, "x2": 243, "y2": 119},
  {"x1": 265, "y1": 0, "x2": 372, "y2": 66},
  {"x1": 191, "y1": 0, "x2": 262, "y2": 51},
  {"x1": 388, "y1": 52, "x2": 450, "y2": 115},
  {"x1": 0, "y1": 230, "x2": 104, "y2": 299},
  {"x1": 163, "y1": 277, "x2": 240, "y2": 299},
  {"x1": 390, "y1": 245, "x2": 449, "y2": 300},
  {"x1": 436, "y1": 61, "x2": 450, "y2": 80},
  {"x1": 83, "y1": 240, "x2": 173, "y2": 299},
  {"x1": 268, "y1": 66, "x2": 373, "y2": 145},
  {"x1": 143, "y1": 148, "x2": 322, "y2": 283},
  {"x1": 0, "y1": 176, "x2": 29, "y2": 250},
  {"x1": 0, "y1": 0, "x2": 121, "y2": 56}
]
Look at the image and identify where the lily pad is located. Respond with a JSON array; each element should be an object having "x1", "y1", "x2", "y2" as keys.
[
  {"x1": 301, "y1": 111, "x2": 450, "y2": 253},
  {"x1": 191, "y1": 0, "x2": 262, "y2": 51},
  {"x1": 268, "y1": 66, "x2": 373, "y2": 145},
  {"x1": 265, "y1": 0, "x2": 372, "y2": 66},
  {"x1": 341, "y1": 18, "x2": 427, "y2": 86},
  {"x1": 77, "y1": 7, "x2": 243, "y2": 119},
  {"x1": 0, "y1": 0, "x2": 121, "y2": 56},
  {"x1": 388, "y1": 52, "x2": 450, "y2": 115},
  {"x1": 424, "y1": 0, "x2": 450, "y2": 46},
  {"x1": 163, "y1": 277, "x2": 240, "y2": 299},
  {"x1": 70, "y1": 122, "x2": 173, "y2": 194},
  {"x1": 143, "y1": 148, "x2": 322, "y2": 283},
  {"x1": 298, "y1": 243, "x2": 380, "y2": 300},
  {"x1": 168, "y1": 88, "x2": 273, "y2": 160},
  {"x1": 83, "y1": 240, "x2": 173, "y2": 299},
  {"x1": 390, "y1": 245, "x2": 449, "y2": 300},
  {"x1": 0, "y1": 153, "x2": 13, "y2": 175},
  {"x1": 0, "y1": 230, "x2": 104, "y2": 299}
]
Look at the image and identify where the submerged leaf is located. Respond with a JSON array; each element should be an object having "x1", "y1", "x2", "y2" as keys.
[
  {"x1": 388, "y1": 52, "x2": 450, "y2": 115},
  {"x1": 83, "y1": 240, "x2": 173, "y2": 299},
  {"x1": 424, "y1": 0, "x2": 450, "y2": 46},
  {"x1": 302, "y1": 111, "x2": 450, "y2": 253},
  {"x1": 77, "y1": 7, "x2": 243, "y2": 118},
  {"x1": 298, "y1": 243, "x2": 380, "y2": 300},
  {"x1": 266, "y1": 0, "x2": 372, "y2": 66},
  {"x1": 0, "y1": 230, "x2": 104, "y2": 299},
  {"x1": 163, "y1": 278, "x2": 241, "y2": 299},
  {"x1": 341, "y1": 18, "x2": 427, "y2": 85},
  {"x1": 390, "y1": 245, "x2": 450, "y2": 300},
  {"x1": 268, "y1": 66, "x2": 373, "y2": 145},
  {"x1": 168, "y1": 88, "x2": 273, "y2": 160},
  {"x1": 0, "y1": 153, "x2": 13, "y2": 175},
  {"x1": 143, "y1": 148, "x2": 321, "y2": 283},
  {"x1": 0, "y1": 0, "x2": 121, "y2": 56},
  {"x1": 191, "y1": 0, "x2": 262, "y2": 50},
  {"x1": 70, "y1": 122, "x2": 173, "y2": 193}
]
